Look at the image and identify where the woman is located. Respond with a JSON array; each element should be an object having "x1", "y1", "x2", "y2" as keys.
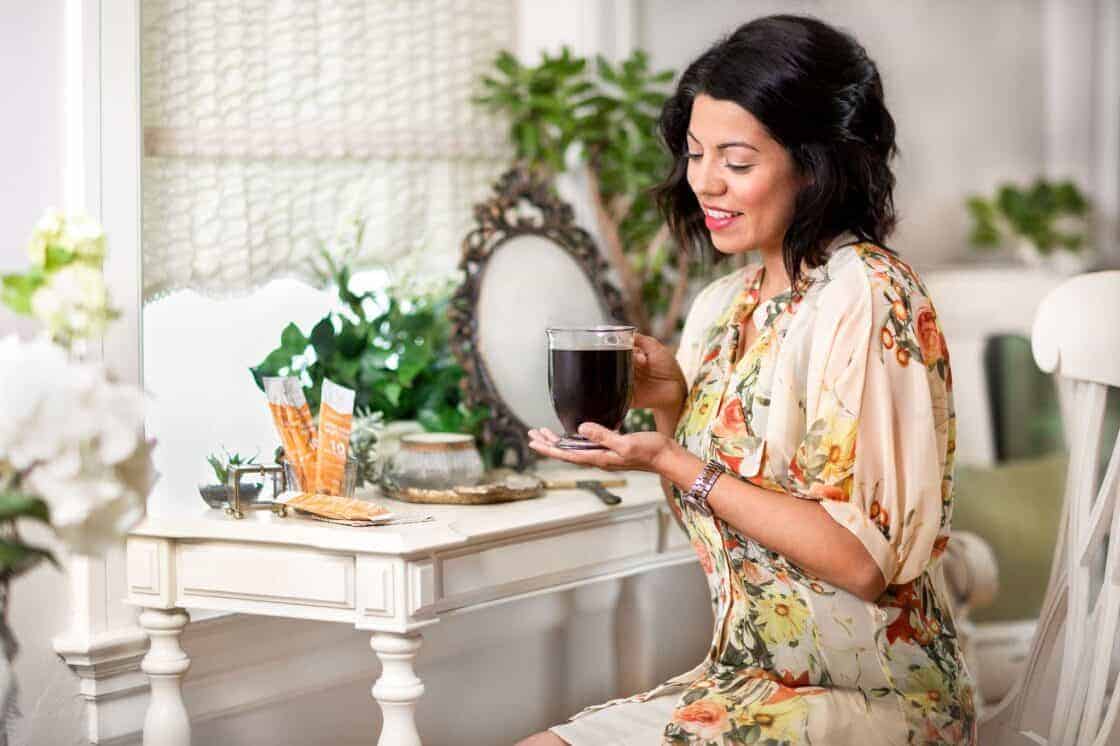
[{"x1": 521, "y1": 14, "x2": 976, "y2": 746}]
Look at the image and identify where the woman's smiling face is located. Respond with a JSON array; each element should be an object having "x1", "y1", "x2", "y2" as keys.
[{"x1": 685, "y1": 94, "x2": 806, "y2": 256}]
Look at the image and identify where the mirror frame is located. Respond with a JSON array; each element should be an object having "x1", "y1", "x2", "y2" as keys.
[{"x1": 449, "y1": 166, "x2": 630, "y2": 468}]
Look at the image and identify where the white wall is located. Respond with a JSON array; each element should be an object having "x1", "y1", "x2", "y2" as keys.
[
  {"x1": 638, "y1": 0, "x2": 1048, "y2": 269},
  {"x1": 0, "y1": 0, "x2": 63, "y2": 340},
  {"x1": 0, "y1": 2, "x2": 91, "y2": 745},
  {"x1": 0, "y1": 2, "x2": 1113, "y2": 745}
]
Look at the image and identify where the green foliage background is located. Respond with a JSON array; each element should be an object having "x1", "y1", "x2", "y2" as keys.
[
  {"x1": 250, "y1": 253, "x2": 488, "y2": 438},
  {"x1": 475, "y1": 47, "x2": 698, "y2": 327},
  {"x1": 967, "y1": 179, "x2": 1089, "y2": 254}
]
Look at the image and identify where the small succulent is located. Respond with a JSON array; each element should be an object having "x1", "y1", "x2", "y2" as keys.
[
  {"x1": 350, "y1": 408, "x2": 386, "y2": 488},
  {"x1": 206, "y1": 447, "x2": 258, "y2": 486}
]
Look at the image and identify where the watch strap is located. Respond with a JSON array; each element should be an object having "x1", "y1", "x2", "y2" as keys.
[{"x1": 682, "y1": 459, "x2": 725, "y2": 516}]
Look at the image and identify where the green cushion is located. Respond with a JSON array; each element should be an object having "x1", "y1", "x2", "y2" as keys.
[{"x1": 951, "y1": 452, "x2": 1067, "y2": 622}]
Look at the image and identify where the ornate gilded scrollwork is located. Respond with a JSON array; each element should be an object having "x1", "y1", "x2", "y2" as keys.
[{"x1": 448, "y1": 165, "x2": 629, "y2": 468}]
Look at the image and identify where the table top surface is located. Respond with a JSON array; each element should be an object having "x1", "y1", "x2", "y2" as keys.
[{"x1": 130, "y1": 466, "x2": 666, "y2": 556}]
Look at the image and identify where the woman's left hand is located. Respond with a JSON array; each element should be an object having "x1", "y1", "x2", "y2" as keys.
[{"x1": 527, "y1": 423, "x2": 679, "y2": 474}]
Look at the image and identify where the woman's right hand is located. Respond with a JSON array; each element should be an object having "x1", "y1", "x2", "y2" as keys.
[{"x1": 631, "y1": 333, "x2": 688, "y2": 416}]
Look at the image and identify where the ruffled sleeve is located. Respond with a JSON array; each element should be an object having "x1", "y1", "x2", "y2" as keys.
[{"x1": 787, "y1": 257, "x2": 955, "y2": 586}]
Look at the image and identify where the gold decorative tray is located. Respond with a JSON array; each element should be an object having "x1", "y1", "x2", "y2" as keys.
[
  {"x1": 378, "y1": 470, "x2": 628, "y2": 506},
  {"x1": 379, "y1": 469, "x2": 543, "y2": 505}
]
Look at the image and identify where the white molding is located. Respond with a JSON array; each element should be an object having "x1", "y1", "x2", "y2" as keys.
[
  {"x1": 514, "y1": 0, "x2": 637, "y2": 63},
  {"x1": 1092, "y1": 0, "x2": 1119, "y2": 265},
  {"x1": 54, "y1": 0, "x2": 148, "y2": 735},
  {"x1": 1043, "y1": 0, "x2": 1120, "y2": 267}
]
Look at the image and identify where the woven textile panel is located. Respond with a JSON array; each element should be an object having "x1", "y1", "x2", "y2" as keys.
[{"x1": 141, "y1": 0, "x2": 513, "y2": 303}]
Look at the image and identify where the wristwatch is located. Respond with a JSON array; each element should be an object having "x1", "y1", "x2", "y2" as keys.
[{"x1": 681, "y1": 459, "x2": 726, "y2": 517}]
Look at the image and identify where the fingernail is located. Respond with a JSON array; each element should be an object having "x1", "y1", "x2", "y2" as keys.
[{"x1": 578, "y1": 423, "x2": 593, "y2": 437}]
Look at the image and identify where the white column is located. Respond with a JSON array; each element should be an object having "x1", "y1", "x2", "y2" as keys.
[
  {"x1": 138, "y1": 608, "x2": 191, "y2": 746},
  {"x1": 371, "y1": 632, "x2": 424, "y2": 746},
  {"x1": 1043, "y1": 0, "x2": 1120, "y2": 266}
]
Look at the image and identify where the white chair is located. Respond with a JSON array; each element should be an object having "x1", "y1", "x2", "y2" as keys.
[{"x1": 980, "y1": 270, "x2": 1120, "y2": 745}]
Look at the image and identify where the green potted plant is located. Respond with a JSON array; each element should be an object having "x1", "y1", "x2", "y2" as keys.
[
  {"x1": 250, "y1": 237, "x2": 495, "y2": 465},
  {"x1": 966, "y1": 178, "x2": 1092, "y2": 274},
  {"x1": 199, "y1": 447, "x2": 261, "y2": 508}
]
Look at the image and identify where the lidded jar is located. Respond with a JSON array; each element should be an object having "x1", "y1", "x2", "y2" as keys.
[{"x1": 388, "y1": 433, "x2": 484, "y2": 489}]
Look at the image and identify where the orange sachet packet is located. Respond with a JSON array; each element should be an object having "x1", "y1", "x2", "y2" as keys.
[
  {"x1": 282, "y1": 377, "x2": 319, "y2": 490},
  {"x1": 280, "y1": 491, "x2": 390, "y2": 522},
  {"x1": 263, "y1": 376, "x2": 318, "y2": 491},
  {"x1": 313, "y1": 379, "x2": 355, "y2": 495},
  {"x1": 263, "y1": 377, "x2": 306, "y2": 487}
]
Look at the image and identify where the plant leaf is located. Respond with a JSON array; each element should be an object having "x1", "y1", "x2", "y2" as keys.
[
  {"x1": 0, "y1": 539, "x2": 59, "y2": 573},
  {"x1": 1, "y1": 272, "x2": 46, "y2": 315},
  {"x1": 0, "y1": 492, "x2": 50, "y2": 523},
  {"x1": 44, "y1": 244, "x2": 75, "y2": 271},
  {"x1": 309, "y1": 317, "x2": 336, "y2": 360},
  {"x1": 280, "y1": 322, "x2": 308, "y2": 353}
]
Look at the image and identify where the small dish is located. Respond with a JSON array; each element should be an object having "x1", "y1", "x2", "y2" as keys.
[{"x1": 198, "y1": 482, "x2": 264, "y2": 509}]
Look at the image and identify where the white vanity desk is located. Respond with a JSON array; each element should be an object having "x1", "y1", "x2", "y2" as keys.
[{"x1": 126, "y1": 467, "x2": 693, "y2": 746}]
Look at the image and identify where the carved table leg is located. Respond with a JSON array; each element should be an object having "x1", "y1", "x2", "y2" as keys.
[
  {"x1": 139, "y1": 607, "x2": 191, "y2": 746},
  {"x1": 371, "y1": 632, "x2": 424, "y2": 746}
]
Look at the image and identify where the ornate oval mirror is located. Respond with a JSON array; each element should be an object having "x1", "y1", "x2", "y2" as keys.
[{"x1": 450, "y1": 167, "x2": 629, "y2": 467}]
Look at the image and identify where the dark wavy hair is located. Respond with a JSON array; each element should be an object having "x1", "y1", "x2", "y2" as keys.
[{"x1": 654, "y1": 15, "x2": 899, "y2": 289}]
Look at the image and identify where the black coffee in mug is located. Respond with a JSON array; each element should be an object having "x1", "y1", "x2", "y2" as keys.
[
  {"x1": 545, "y1": 325, "x2": 636, "y2": 450},
  {"x1": 549, "y1": 347, "x2": 633, "y2": 434}
]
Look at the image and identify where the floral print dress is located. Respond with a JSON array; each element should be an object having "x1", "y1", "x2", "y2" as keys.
[{"x1": 559, "y1": 234, "x2": 976, "y2": 745}]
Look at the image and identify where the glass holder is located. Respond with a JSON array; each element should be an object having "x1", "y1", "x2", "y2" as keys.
[{"x1": 226, "y1": 463, "x2": 291, "y2": 520}]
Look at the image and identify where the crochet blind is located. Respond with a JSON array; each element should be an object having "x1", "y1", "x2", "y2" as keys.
[{"x1": 140, "y1": 0, "x2": 513, "y2": 303}]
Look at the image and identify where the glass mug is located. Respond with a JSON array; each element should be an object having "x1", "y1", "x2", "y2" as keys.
[{"x1": 545, "y1": 325, "x2": 636, "y2": 450}]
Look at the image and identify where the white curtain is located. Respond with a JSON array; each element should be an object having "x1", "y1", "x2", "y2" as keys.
[{"x1": 140, "y1": 0, "x2": 514, "y2": 304}]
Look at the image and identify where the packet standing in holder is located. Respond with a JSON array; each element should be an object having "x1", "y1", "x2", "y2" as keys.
[
  {"x1": 314, "y1": 379, "x2": 355, "y2": 495},
  {"x1": 263, "y1": 377, "x2": 306, "y2": 488},
  {"x1": 263, "y1": 376, "x2": 318, "y2": 491},
  {"x1": 281, "y1": 377, "x2": 319, "y2": 491}
]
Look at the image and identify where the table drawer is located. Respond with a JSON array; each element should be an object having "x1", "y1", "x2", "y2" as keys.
[
  {"x1": 442, "y1": 516, "x2": 658, "y2": 598},
  {"x1": 177, "y1": 542, "x2": 355, "y2": 610}
]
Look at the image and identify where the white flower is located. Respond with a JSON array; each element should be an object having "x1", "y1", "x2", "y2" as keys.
[
  {"x1": 386, "y1": 254, "x2": 463, "y2": 303},
  {"x1": 26, "y1": 207, "x2": 65, "y2": 267},
  {"x1": 60, "y1": 213, "x2": 108, "y2": 264},
  {"x1": 0, "y1": 335, "x2": 156, "y2": 556},
  {"x1": 25, "y1": 209, "x2": 107, "y2": 272},
  {"x1": 30, "y1": 264, "x2": 115, "y2": 343}
]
